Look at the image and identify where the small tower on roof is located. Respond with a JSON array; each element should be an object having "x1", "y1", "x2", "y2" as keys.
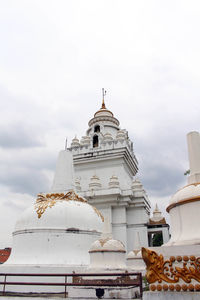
[
  {"x1": 68, "y1": 91, "x2": 151, "y2": 252},
  {"x1": 147, "y1": 204, "x2": 170, "y2": 247}
]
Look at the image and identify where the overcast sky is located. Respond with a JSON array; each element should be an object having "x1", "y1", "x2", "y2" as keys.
[{"x1": 0, "y1": 0, "x2": 200, "y2": 248}]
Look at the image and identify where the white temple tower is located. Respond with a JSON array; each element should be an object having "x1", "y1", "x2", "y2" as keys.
[{"x1": 69, "y1": 97, "x2": 151, "y2": 252}]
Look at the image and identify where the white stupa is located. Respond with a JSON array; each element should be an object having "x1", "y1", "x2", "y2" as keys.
[
  {"x1": 142, "y1": 131, "x2": 200, "y2": 298},
  {"x1": 166, "y1": 131, "x2": 200, "y2": 246},
  {"x1": 89, "y1": 216, "x2": 126, "y2": 270},
  {"x1": 5, "y1": 150, "x2": 103, "y2": 266},
  {"x1": 127, "y1": 232, "x2": 145, "y2": 273}
]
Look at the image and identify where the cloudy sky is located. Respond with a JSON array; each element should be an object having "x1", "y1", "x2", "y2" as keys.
[{"x1": 0, "y1": 0, "x2": 200, "y2": 247}]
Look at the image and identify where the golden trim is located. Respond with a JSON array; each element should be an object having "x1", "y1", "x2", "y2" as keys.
[
  {"x1": 142, "y1": 247, "x2": 200, "y2": 285},
  {"x1": 150, "y1": 283, "x2": 200, "y2": 292},
  {"x1": 166, "y1": 196, "x2": 200, "y2": 213},
  {"x1": 34, "y1": 191, "x2": 104, "y2": 221},
  {"x1": 94, "y1": 109, "x2": 114, "y2": 117}
]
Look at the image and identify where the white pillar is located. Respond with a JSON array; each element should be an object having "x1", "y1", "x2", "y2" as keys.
[
  {"x1": 187, "y1": 131, "x2": 200, "y2": 184},
  {"x1": 162, "y1": 227, "x2": 170, "y2": 244},
  {"x1": 51, "y1": 150, "x2": 75, "y2": 193}
]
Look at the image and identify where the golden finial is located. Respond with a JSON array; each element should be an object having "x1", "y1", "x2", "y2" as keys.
[{"x1": 101, "y1": 88, "x2": 106, "y2": 109}]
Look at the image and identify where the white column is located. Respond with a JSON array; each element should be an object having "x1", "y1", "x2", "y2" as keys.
[{"x1": 187, "y1": 131, "x2": 200, "y2": 184}]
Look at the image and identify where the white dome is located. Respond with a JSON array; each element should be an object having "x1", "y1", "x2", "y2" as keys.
[
  {"x1": 88, "y1": 102, "x2": 120, "y2": 128},
  {"x1": 165, "y1": 182, "x2": 200, "y2": 246},
  {"x1": 7, "y1": 192, "x2": 103, "y2": 266},
  {"x1": 165, "y1": 132, "x2": 200, "y2": 246},
  {"x1": 168, "y1": 183, "x2": 200, "y2": 207},
  {"x1": 127, "y1": 250, "x2": 142, "y2": 259},
  {"x1": 90, "y1": 238, "x2": 125, "y2": 253},
  {"x1": 89, "y1": 238, "x2": 126, "y2": 270},
  {"x1": 16, "y1": 196, "x2": 102, "y2": 232},
  {"x1": 94, "y1": 109, "x2": 113, "y2": 118}
]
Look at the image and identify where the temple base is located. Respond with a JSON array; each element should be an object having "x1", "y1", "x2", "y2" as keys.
[{"x1": 144, "y1": 291, "x2": 200, "y2": 300}]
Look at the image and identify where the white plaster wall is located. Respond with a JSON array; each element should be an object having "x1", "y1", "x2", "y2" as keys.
[
  {"x1": 167, "y1": 201, "x2": 200, "y2": 246},
  {"x1": 127, "y1": 207, "x2": 149, "y2": 225},
  {"x1": 89, "y1": 252, "x2": 126, "y2": 269},
  {"x1": 98, "y1": 206, "x2": 112, "y2": 226},
  {"x1": 127, "y1": 226, "x2": 148, "y2": 251},
  {"x1": 112, "y1": 207, "x2": 126, "y2": 224},
  {"x1": 92, "y1": 203, "x2": 128, "y2": 248},
  {"x1": 112, "y1": 206, "x2": 127, "y2": 248},
  {"x1": 74, "y1": 158, "x2": 133, "y2": 191},
  {"x1": 112, "y1": 224, "x2": 127, "y2": 250},
  {"x1": 6, "y1": 230, "x2": 100, "y2": 265}
]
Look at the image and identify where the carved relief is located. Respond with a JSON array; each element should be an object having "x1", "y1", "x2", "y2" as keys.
[
  {"x1": 34, "y1": 190, "x2": 104, "y2": 221},
  {"x1": 142, "y1": 247, "x2": 200, "y2": 287}
]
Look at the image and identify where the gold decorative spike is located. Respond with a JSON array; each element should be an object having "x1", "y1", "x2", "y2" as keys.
[
  {"x1": 142, "y1": 247, "x2": 200, "y2": 285},
  {"x1": 101, "y1": 88, "x2": 106, "y2": 109}
]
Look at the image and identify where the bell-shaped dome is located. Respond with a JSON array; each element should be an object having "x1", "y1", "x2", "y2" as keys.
[
  {"x1": 89, "y1": 217, "x2": 126, "y2": 270},
  {"x1": 7, "y1": 192, "x2": 103, "y2": 266},
  {"x1": 88, "y1": 99, "x2": 119, "y2": 128},
  {"x1": 6, "y1": 151, "x2": 104, "y2": 266}
]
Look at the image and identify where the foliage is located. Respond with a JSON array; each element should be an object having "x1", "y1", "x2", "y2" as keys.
[
  {"x1": 184, "y1": 169, "x2": 190, "y2": 176},
  {"x1": 152, "y1": 232, "x2": 163, "y2": 247}
]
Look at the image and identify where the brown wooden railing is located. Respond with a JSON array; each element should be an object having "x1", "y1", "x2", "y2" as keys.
[{"x1": 0, "y1": 272, "x2": 143, "y2": 298}]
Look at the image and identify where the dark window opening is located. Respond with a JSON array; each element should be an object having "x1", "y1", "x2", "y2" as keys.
[
  {"x1": 94, "y1": 125, "x2": 100, "y2": 133},
  {"x1": 93, "y1": 135, "x2": 99, "y2": 148}
]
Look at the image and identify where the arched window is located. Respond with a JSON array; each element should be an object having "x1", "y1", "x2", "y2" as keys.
[
  {"x1": 94, "y1": 125, "x2": 100, "y2": 133},
  {"x1": 93, "y1": 135, "x2": 99, "y2": 148}
]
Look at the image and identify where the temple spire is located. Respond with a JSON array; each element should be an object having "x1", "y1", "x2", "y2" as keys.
[
  {"x1": 101, "y1": 88, "x2": 106, "y2": 109},
  {"x1": 187, "y1": 131, "x2": 200, "y2": 184}
]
